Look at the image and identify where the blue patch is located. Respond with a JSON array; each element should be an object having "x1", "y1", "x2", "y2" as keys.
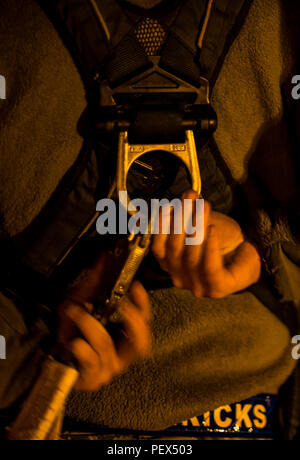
[{"x1": 163, "y1": 394, "x2": 279, "y2": 438}]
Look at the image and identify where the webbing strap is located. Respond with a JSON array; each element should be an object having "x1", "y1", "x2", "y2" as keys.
[
  {"x1": 38, "y1": 0, "x2": 253, "y2": 90},
  {"x1": 37, "y1": 0, "x2": 133, "y2": 88},
  {"x1": 159, "y1": 0, "x2": 253, "y2": 87},
  {"x1": 198, "y1": 0, "x2": 253, "y2": 84}
]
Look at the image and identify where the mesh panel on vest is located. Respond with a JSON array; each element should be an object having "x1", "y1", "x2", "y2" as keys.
[{"x1": 135, "y1": 18, "x2": 166, "y2": 56}]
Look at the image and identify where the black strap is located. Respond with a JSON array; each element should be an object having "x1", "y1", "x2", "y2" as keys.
[
  {"x1": 37, "y1": 0, "x2": 132, "y2": 90},
  {"x1": 159, "y1": 0, "x2": 253, "y2": 88},
  {"x1": 38, "y1": 0, "x2": 253, "y2": 91},
  {"x1": 198, "y1": 0, "x2": 253, "y2": 84}
]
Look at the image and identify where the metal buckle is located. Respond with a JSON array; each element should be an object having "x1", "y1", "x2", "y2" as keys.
[{"x1": 116, "y1": 129, "x2": 201, "y2": 214}]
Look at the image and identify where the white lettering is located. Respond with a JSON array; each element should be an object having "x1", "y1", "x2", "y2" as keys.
[
  {"x1": 0, "y1": 75, "x2": 6, "y2": 100},
  {"x1": 291, "y1": 75, "x2": 300, "y2": 100},
  {"x1": 0, "y1": 335, "x2": 6, "y2": 360}
]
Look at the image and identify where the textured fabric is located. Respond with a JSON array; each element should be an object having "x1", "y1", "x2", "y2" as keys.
[
  {"x1": 0, "y1": 0, "x2": 298, "y2": 238},
  {"x1": 0, "y1": 0, "x2": 86, "y2": 239},
  {"x1": 213, "y1": 0, "x2": 300, "y2": 182},
  {"x1": 212, "y1": 0, "x2": 300, "y2": 318},
  {"x1": 65, "y1": 288, "x2": 295, "y2": 430},
  {"x1": 135, "y1": 18, "x2": 166, "y2": 55},
  {"x1": 0, "y1": 292, "x2": 49, "y2": 410}
]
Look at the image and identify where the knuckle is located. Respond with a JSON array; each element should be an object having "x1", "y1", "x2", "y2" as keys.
[
  {"x1": 99, "y1": 373, "x2": 114, "y2": 387},
  {"x1": 172, "y1": 277, "x2": 184, "y2": 289},
  {"x1": 167, "y1": 238, "x2": 182, "y2": 255},
  {"x1": 64, "y1": 304, "x2": 83, "y2": 322},
  {"x1": 85, "y1": 376, "x2": 106, "y2": 392},
  {"x1": 98, "y1": 329, "x2": 115, "y2": 349},
  {"x1": 192, "y1": 287, "x2": 203, "y2": 299},
  {"x1": 204, "y1": 267, "x2": 222, "y2": 284},
  {"x1": 70, "y1": 338, "x2": 84, "y2": 354},
  {"x1": 185, "y1": 253, "x2": 200, "y2": 270},
  {"x1": 166, "y1": 253, "x2": 182, "y2": 273},
  {"x1": 204, "y1": 285, "x2": 225, "y2": 299},
  {"x1": 72, "y1": 340, "x2": 97, "y2": 366},
  {"x1": 136, "y1": 338, "x2": 151, "y2": 358},
  {"x1": 121, "y1": 304, "x2": 138, "y2": 322},
  {"x1": 111, "y1": 360, "x2": 123, "y2": 375},
  {"x1": 152, "y1": 245, "x2": 165, "y2": 261},
  {"x1": 58, "y1": 300, "x2": 75, "y2": 319}
]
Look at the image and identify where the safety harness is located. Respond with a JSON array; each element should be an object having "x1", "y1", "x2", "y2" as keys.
[{"x1": 4, "y1": 0, "x2": 252, "y2": 291}]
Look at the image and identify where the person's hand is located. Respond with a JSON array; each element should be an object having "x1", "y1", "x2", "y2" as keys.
[
  {"x1": 152, "y1": 190, "x2": 261, "y2": 299},
  {"x1": 57, "y1": 254, "x2": 151, "y2": 391}
]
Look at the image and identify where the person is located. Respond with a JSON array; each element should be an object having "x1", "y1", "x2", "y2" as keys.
[{"x1": 0, "y1": 0, "x2": 299, "y2": 439}]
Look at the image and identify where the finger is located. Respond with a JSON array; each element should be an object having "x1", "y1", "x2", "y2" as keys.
[
  {"x1": 64, "y1": 303, "x2": 117, "y2": 358},
  {"x1": 210, "y1": 212, "x2": 245, "y2": 255},
  {"x1": 117, "y1": 300, "x2": 152, "y2": 366},
  {"x1": 202, "y1": 225, "x2": 223, "y2": 277},
  {"x1": 152, "y1": 206, "x2": 171, "y2": 270},
  {"x1": 67, "y1": 337, "x2": 99, "y2": 372},
  {"x1": 225, "y1": 240, "x2": 261, "y2": 291},
  {"x1": 183, "y1": 198, "x2": 210, "y2": 263},
  {"x1": 128, "y1": 280, "x2": 152, "y2": 323},
  {"x1": 57, "y1": 300, "x2": 78, "y2": 344},
  {"x1": 66, "y1": 329, "x2": 121, "y2": 391},
  {"x1": 164, "y1": 191, "x2": 197, "y2": 287},
  {"x1": 183, "y1": 200, "x2": 210, "y2": 296},
  {"x1": 66, "y1": 307, "x2": 120, "y2": 383},
  {"x1": 66, "y1": 338, "x2": 111, "y2": 391},
  {"x1": 200, "y1": 225, "x2": 231, "y2": 298}
]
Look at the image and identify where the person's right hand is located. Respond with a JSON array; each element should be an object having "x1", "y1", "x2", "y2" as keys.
[
  {"x1": 152, "y1": 190, "x2": 261, "y2": 299},
  {"x1": 57, "y1": 254, "x2": 152, "y2": 391}
]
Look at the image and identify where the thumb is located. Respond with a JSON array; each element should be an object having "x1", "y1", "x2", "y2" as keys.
[{"x1": 225, "y1": 241, "x2": 262, "y2": 291}]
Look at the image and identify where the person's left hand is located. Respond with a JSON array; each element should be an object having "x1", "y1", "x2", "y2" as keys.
[
  {"x1": 57, "y1": 254, "x2": 152, "y2": 391},
  {"x1": 152, "y1": 190, "x2": 262, "y2": 299}
]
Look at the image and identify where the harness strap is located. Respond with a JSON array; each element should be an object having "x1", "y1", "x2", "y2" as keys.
[
  {"x1": 199, "y1": 0, "x2": 254, "y2": 86},
  {"x1": 159, "y1": 0, "x2": 253, "y2": 88},
  {"x1": 39, "y1": 0, "x2": 253, "y2": 90}
]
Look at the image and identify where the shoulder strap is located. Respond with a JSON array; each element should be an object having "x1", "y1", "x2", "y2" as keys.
[
  {"x1": 38, "y1": 0, "x2": 253, "y2": 92},
  {"x1": 159, "y1": 0, "x2": 253, "y2": 88},
  {"x1": 37, "y1": 0, "x2": 134, "y2": 91}
]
